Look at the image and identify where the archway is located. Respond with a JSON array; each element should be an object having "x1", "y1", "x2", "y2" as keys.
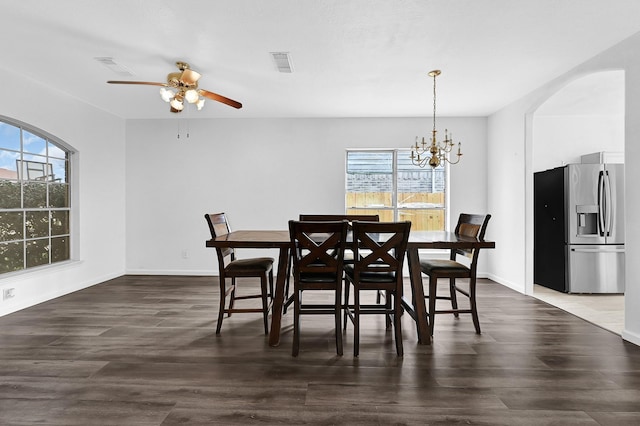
[{"x1": 527, "y1": 70, "x2": 625, "y2": 333}]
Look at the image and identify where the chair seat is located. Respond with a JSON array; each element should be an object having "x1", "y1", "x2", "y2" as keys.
[
  {"x1": 344, "y1": 264, "x2": 396, "y2": 283},
  {"x1": 225, "y1": 257, "x2": 274, "y2": 274},
  {"x1": 420, "y1": 259, "x2": 470, "y2": 275}
]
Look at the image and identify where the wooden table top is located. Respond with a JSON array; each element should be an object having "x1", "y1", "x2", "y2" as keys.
[
  {"x1": 206, "y1": 229, "x2": 494, "y2": 250},
  {"x1": 205, "y1": 230, "x2": 290, "y2": 248},
  {"x1": 406, "y1": 231, "x2": 495, "y2": 249}
]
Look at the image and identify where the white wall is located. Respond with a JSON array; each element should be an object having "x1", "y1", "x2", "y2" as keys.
[
  {"x1": 124, "y1": 117, "x2": 488, "y2": 275},
  {"x1": 0, "y1": 69, "x2": 127, "y2": 317},
  {"x1": 533, "y1": 115, "x2": 624, "y2": 171},
  {"x1": 487, "y1": 31, "x2": 640, "y2": 346},
  {"x1": 533, "y1": 70, "x2": 625, "y2": 172}
]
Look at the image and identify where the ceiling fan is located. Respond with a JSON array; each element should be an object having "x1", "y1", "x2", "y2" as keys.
[{"x1": 107, "y1": 61, "x2": 242, "y2": 113}]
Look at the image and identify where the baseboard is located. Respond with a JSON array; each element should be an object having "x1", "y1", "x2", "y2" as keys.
[
  {"x1": 125, "y1": 268, "x2": 217, "y2": 276},
  {"x1": 485, "y1": 273, "x2": 525, "y2": 294},
  {"x1": 0, "y1": 270, "x2": 122, "y2": 317},
  {"x1": 622, "y1": 329, "x2": 640, "y2": 347}
]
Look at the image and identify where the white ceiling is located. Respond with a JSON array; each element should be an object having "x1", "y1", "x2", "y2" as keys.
[{"x1": 2, "y1": 0, "x2": 640, "y2": 120}]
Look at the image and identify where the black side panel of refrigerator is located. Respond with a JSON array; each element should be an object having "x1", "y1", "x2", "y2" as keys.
[{"x1": 534, "y1": 167, "x2": 567, "y2": 292}]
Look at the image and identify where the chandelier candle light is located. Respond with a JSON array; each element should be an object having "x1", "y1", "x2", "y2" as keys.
[{"x1": 410, "y1": 70, "x2": 462, "y2": 168}]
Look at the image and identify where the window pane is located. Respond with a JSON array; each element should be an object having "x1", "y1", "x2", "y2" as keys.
[
  {"x1": 19, "y1": 154, "x2": 53, "y2": 181},
  {"x1": 51, "y1": 236, "x2": 69, "y2": 263},
  {"x1": 26, "y1": 238, "x2": 49, "y2": 268},
  {"x1": 22, "y1": 131, "x2": 47, "y2": 156},
  {"x1": 0, "y1": 241, "x2": 24, "y2": 273},
  {"x1": 26, "y1": 211, "x2": 49, "y2": 239},
  {"x1": 0, "y1": 212, "x2": 23, "y2": 242},
  {"x1": 48, "y1": 140, "x2": 66, "y2": 159},
  {"x1": 49, "y1": 158, "x2": 67, "y2": 183},
  {"x1": 347, "y1": 208, "x2": 395, "y2": 221},
  {"x1": 0, "y1": 148, "x2": 20, "y2": 180},
  {"x1": 51, "y1": 211, "x2": 69, "y2": 236},
  {"x1": 346, "y1": 152, "x2": 393, "y2": 209},
  {"x1": 399, "y1": 209, "x2": 445, "y2": 232},
  {"x1": 23, "y1": 182, "x2": 47, "y2": 208},
  {"x1": 398, "y1": 150, "x2": 445, "y2": 197},
  {"x1": 0, "y1": 122, "x2": 21, "y2": 151},
  {"x1": 49, "y1": 183, "x2": 70, "y2": 208},
  {"x1": 0, "y1": 180, "x2": 21, "y2": 208}
]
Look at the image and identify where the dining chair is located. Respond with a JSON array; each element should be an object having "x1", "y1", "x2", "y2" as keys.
[
  {"x1": 288, "y1": 219, "x2": 349, "y2": 356},
  {"x1": 283, "y1": 214, "x2": 379, "y2": 313},
  {"x1": 343, "y1": 220, "x2": 411, "y2": 356},
  {"x1": 204, "y1": 213, "x2": 274, "y2": 334},
  {"x1": 419, "y1": 213, "x2": 491, "y2": 336}
]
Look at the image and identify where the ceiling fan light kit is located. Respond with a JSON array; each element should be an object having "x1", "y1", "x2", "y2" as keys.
[{"x1": 107, "y1": 61, "x2": 242, "y2": 113}]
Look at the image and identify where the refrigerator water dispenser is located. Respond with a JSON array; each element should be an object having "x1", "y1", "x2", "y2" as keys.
[{"x1": 576, "y1": 205, "x2": 598, "y2": 236}]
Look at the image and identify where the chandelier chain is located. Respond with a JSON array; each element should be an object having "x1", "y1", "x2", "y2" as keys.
[{"x1": 432, "y1": 72, "x2": 437, "y2": 133}]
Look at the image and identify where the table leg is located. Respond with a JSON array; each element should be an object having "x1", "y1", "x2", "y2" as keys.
[
  {"x1": 407, "y1": 247, "x2": 430, "y2": 345},
  {"x1": 268, "y1": 246, "x2": 290, "y2": 346}
]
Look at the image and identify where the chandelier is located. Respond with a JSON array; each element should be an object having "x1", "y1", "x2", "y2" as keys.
[{"x1": 410, "y1": 70, "x2": 462, "y2": 168}]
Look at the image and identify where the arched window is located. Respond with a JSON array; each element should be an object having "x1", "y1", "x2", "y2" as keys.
[{"x1": 0, "y1": 117, "x2": 73, "y2": 275}]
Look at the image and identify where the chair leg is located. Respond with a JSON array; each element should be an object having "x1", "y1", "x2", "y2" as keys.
[
  {"x1": 343, "y1": 280, "x2": 351, "y2": 331},
  {"x1": 335, "y1": 282, "x2": 343, "y2": 356},
  {"x1": 268, "y1": 270, "x2": 274, "y2": 300},
  {"x1": 283, "y1": 256, "x2": 292, "y2": 313},
  {"x1": 428, "y1": 275, "x2": 438, "y2": 337},
  {"x1": 449, "y1": 278, "x2": 459, "y2": 318},
  {"x1": 469, "y1": 277, "x2": 481, "y2": 334},
  {"x1": 384, "y1": 289, "x2": 392, "y2": 329},
  {"x1": 292, "y1": 288, "x2": 301, "y2": 357},
  {"x1": 394, "y1": 290, "x2": 403, "y2": 356},
  {"x1": 228, "y1": 277, "x2": 236, "y2": 316},
  {"x1": 216, "y1": 277, "x2": 227, "y2": 334},
  {"x1": 261, "y1": 274, "x2": 269, "y2": 335},
  {"x1": 353, "y1": 287, "x2": 360, "y2": 357}
]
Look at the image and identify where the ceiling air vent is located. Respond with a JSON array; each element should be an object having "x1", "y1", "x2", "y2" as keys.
[
  {"x1": 94, "y1": 57, "x2": 134, "y2": 76},
  {"x1": 270, "y1": 52, "x2": 293, "y2": 73}
]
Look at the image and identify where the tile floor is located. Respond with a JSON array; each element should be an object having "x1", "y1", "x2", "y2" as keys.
[{"x1": 533, "y1": 284, "x2": 624, "y2": 334}]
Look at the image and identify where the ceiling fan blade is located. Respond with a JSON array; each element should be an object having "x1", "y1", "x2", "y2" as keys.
[
  {"x1": 107, "y1": 81, "x2": 167, "y2": 87},
  {"x1": 199, "y1": 89, "x2": 243, "y2": 109},
  {"x1": 180, "y1": 69, "x2": 201, "y2": 85}
]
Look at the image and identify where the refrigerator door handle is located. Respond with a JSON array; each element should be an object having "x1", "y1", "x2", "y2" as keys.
[
  {"x1": 571, "y1": 247, "x2": 625, "y2": 253},
  {"x1": 598, "y1": 171, "x2": 605, "y2": 236},
  {"x1": 604, "y1": 171, "x2": 613, "y2": 237}
]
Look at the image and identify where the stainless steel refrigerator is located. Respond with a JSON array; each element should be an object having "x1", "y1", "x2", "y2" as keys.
[{"x1": 534, "y1": 162, "x2": 625, "y2": 293}]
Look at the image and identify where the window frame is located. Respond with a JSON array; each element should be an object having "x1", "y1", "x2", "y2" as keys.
[
  {"x1": 0, "y1": 115, "x2": 76, "y2": 276},
  {"x1": 345, "y1": 148, "x2": 450, "y2": 232}
]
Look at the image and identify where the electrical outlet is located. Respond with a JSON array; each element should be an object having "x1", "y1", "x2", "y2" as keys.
[
  {"x1": 181, "y1": 249, "x2": 189, "y2": 259},
  {"x1": 2, "y1": 288, "x2": 15, "y2": 301}
]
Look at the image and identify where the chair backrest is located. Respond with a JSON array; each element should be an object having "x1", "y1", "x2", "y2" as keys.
[
  {"x1": 289, "y1": 220, "x2": 349, "y2": 282},
  {"x1": 299, "y1": 214, "x2": 380, "y2": 222},
  {"x1": 349, "y1": 221, "x2": 411, "y2": 281},
  {"x1": 204, "y1": 212, "x2": 235, "y2": 269},
  {"x1": 453, "y1": 213, "x2": 491, "y2": 261}
]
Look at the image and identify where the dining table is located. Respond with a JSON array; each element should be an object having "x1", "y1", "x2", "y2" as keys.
[{"x1": 206, "y1": 228, "x2": 495, "y2": 347}]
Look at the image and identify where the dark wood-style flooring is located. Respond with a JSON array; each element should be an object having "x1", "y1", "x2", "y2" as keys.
[{"x1": 1, "y1": 275, "x2": 639, "y2": 425}]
